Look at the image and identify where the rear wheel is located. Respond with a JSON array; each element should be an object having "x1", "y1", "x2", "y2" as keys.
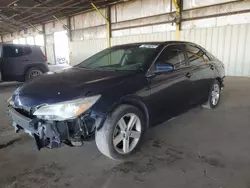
[
  {"x1": 25, "y1": 68, "x2": 43, "y2": 81},
  {"x1": 202, "y1": 80, "x2": 221, "y2": 109},
  {"x1": 95, "y1": 104, "x2": 146, "y2": 160}
]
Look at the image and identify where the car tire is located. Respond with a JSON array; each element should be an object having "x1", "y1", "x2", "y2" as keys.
[
  {"x1": 95, "y1": 104, "x2": 146, "y2": 160},
  {"x1": 202, "y1": 80, "x2": 221, "y2": 109},
  {"x1": 25, "y1": 68, "x2": 43, "y2": 81}
]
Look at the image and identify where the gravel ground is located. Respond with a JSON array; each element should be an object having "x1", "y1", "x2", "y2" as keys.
[{"x1": 1, "y1": 77, "x2": 250, "y2": 188}]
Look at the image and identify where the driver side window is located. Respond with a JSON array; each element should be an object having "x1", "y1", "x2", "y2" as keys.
[{"x1": 157, "y1": 45, "x2": 186, "y2": 69}]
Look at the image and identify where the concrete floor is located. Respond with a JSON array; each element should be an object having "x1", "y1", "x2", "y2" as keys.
[{"x1": 1, "y1": 77, "x2": 250, "y2": 188}]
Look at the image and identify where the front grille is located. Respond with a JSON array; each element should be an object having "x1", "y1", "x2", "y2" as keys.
[{"x1": 14, "y1": 108, "x2": 34, "y2": 119}]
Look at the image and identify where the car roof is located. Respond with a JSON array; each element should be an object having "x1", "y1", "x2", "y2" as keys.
[
  {"x1": 1, "y1": 43, "x2": 41, "y2": 48},
  {"x1": 112, "y1": 41, "x2": 197, "y2": 48}
]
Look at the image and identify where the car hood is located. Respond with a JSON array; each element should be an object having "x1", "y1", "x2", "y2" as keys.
[{"x1": 12, "y1": 67, "x2": 133, "y2": 108}]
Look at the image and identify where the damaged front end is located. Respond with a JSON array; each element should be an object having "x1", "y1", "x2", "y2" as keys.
[{"x1": 8, "y1": 95, "x2": 104, "y2": 150}]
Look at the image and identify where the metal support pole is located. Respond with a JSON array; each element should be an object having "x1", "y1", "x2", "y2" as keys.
[
  {"x1": 172, "y1": 0, "x2": 181, "y2": 40},
  {"x1": 107, "y1": 6, "x2": 112, "y2": 40},
  {"x1": 179, "y1": 0, "x2": 183, "y2": 31},
  {"x1": 67, "y1": 16, "x2": 72, "y2": 65},
  {"x1": 91, "y1": 2, "x2": 111, "y2": 47},
  {"x1": 67, "y1": 17, "x2": 73, "y2": 42},
  {"x1": 42, "y1": 24, "x2": 47, "y2": 57}
]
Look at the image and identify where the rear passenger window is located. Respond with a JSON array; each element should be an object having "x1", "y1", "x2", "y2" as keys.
[
  {"x1": 185, "y1": 45, "x2": 210, "y2": 66},
  {"x1": 22, "y1": 46, "x2": 32, "y2": 56},
  {"x1": 3, "y1": 46, "x2": 23, "y2": 58}
]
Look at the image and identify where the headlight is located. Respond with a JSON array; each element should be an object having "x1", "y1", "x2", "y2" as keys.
[
  {"x1": 33, "y1": 95, "x2": 101, "y2": 121},
  {"x1": 7, "y1": 96, "x2": 15, "y2": 107},
  {"x1": 7, "y1": 96, "x2": 12, "y2": 104}
]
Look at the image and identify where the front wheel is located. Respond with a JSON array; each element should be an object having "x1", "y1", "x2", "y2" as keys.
[
  {"x1": 202, "y1": 80, "x2": 221, "y2": 109},
  {"x1": 95, "y1": 104, "x2": 146, "y2": 160}
]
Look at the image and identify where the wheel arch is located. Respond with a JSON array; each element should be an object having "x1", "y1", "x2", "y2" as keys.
[
  {"x1": 215, "y1": 77, "x2": 223, "y2": 87},
  {"x1": 24, "y1": 64, "x2": 47, "y2": 80},
  {"x1": 107, "y1": 96, "x2": 150, "y2": 130},
  {"x1": 24, "y1": 64, "x2": 47, "y2": 75}
]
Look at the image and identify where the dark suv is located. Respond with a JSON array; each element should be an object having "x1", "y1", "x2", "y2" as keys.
[{"x1": 0, "y1": 44, "x2": 49, "y2": 82}]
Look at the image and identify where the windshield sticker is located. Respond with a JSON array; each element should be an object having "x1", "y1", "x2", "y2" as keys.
[{"x1": 139, "y1": 44, "x2": 159, "y2": 49}]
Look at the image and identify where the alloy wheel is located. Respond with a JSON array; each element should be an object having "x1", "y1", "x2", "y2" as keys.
[
  {"x1": 29, "y1": 70, "x2": 42, "y2": 80},
  {"x1": 211, "y1": 83, "x2": 220, "y2": 106},
  {"x1": 113, "y1": 113, "x2": 142, "y2": 154}
]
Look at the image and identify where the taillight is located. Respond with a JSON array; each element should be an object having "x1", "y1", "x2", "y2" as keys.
[{"x1": 44, "y1": 56, "x2": 47, "y2": 61}]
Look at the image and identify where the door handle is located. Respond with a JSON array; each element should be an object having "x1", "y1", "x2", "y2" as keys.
[
  {"x1": 210, "y1": 64, "x2": 214, "y2": 70},
  {"x1": 186, "y1": 72, "x2": 192, "y2": 78}
]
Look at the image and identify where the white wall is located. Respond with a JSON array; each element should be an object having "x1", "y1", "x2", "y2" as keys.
[
  {"x1": 46, "y1": 34, "x2": 55, "y2": 65},
  {"x1": 183, "y1": 0, "x2": 237, "y2": 9},
  {"x1": 2, "y1": 24, "x2": 43, "y2": 42},
  {"x1": 70, "y1": 39, "x2": 108, "y2": 65},
  {"x1": 70, "y1": 23, "x2": 250, "y2": 77},
  {"x1": 180, "y1": 24, "x2": 250, "y2": 76}
]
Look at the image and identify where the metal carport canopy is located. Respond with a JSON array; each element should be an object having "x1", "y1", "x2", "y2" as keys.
[{"x1": 0, "y1": 0, "x2": 128, "y2": 35}]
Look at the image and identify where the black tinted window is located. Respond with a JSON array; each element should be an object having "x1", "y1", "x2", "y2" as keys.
[
  {"x1": 22, "y1": 46, "x2": 32, "y2": 55},
  {"x1": 87, "y1": 49, "x2": 125, "y2": 67},
  {"x1": 185, "y1": 44, "x2": 209, "y2": 66},
  {"x1": 157, "y1": 45, "x2": 186, "y2": 69},
  {"x1": 77, "y1": 44, "x2": 159, "y2": 71},
  {"x1": 3, "y1": 46, "x2": 23, "y2": 58}
]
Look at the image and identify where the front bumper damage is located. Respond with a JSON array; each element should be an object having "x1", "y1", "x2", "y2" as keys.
[{"x1": 8, "y1": 107, "x2": 103, "y2": 150}]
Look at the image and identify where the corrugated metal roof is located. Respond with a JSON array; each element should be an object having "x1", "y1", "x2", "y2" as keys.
[{"x1": 0, "y1": 0, "x2": 126, "y2": 35}]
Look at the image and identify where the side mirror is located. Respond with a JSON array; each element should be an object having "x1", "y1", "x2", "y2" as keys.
[{"x1": 155, "y1": 63, "x2": 174, "y2": 73}]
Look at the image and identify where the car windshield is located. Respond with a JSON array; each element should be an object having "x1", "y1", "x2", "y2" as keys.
[{"x1": 75, "y1": 44, "x2": 160, "y2": 71}]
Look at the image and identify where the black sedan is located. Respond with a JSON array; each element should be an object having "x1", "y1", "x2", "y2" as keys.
[{"x1": 8, "y1": 41, "x2": 225, "y2": 160}]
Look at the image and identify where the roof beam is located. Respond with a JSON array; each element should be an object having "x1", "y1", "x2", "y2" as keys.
[
  {"x1": 9, "y1": 0, "x2": 54, "y2": 19},
  {"x1": 29, "y1": 2, "x2": 82, "y2": 21},
  {"x1": 6, "y1": 0, "x2": 21, "y2": 7},
  {"x1": 28, "y1": 0, "x2": 118, "y2": 22},
  {"x1": 17, "y1": 0, "x2": 76, "y2": 22},
  {"x1": 0, "y1": 13, "x2": 26, "y2": 30},
  {"x1": 15, "y1": 0, "x2": 117, "y2": 22},
  {"x1": 0, "y1": 0, "x2": 31, "y2": 33},
  {"x1": 0, "y1": 26, "x2": 16, "y2": 33},
  {"x1": 0, "y1": 6, "x2": 87, "y2": 9},
  {"x1": 0, "y1": 0, "x2": 135, "y2": 34}
]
